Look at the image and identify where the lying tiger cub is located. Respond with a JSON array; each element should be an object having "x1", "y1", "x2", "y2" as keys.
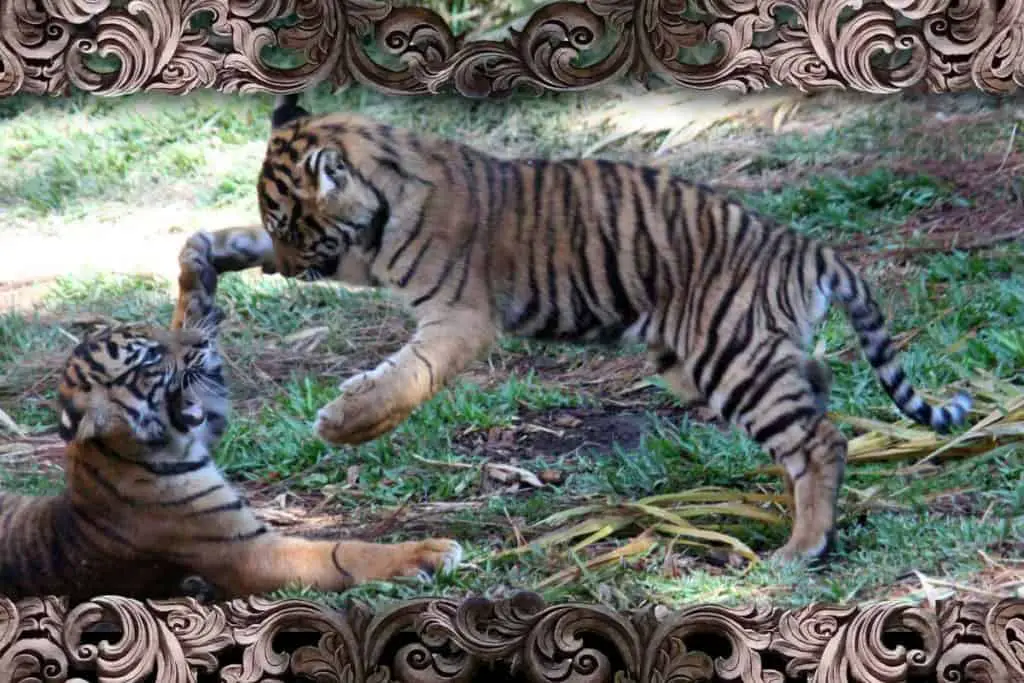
[{"x1": 0, "y1": 232, "x2": 462, "y2": 603}]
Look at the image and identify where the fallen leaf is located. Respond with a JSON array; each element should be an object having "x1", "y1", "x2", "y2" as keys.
[
  {"x1": 346, "y1": 465, "x2": 361, "y2": 488},
  {"x1": 485, "y1": 463, "x2": 544, "y2": 488},
  {"x1": 553, "y1": 414, "x2": 583, "y2": 428}
]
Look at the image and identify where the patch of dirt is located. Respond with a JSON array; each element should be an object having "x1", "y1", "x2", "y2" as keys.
[
  {"x1": 246, "y1": 495, "x2": 496, "y2": 543},
  {"x1": 925, "y1": 490, "x2": 992, "y2": 517},
  {"x1": 875, "y1": 560, "x2": 1024, "y2": 603},
  {"x1": 838, "y1": 153, "x2": 1024, "y2": 264},
  {"x1": 710, "y1": 105, "x2": 1010, "y2": 195},
  {"x1": 0, "y1": 277, "x2": 63, "y2": 314},
  {"x1": 452, "y1": 400, "x2": 708, "y2": 465},
  {"x1": 712, "y1": 118, "x2": 1024, "y2": 272}
]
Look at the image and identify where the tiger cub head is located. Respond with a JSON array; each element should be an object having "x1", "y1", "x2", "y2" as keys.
[
  {"x1": 56, "y1": 320, "x2": 229, "y2": 456},
  {"x1": 256, "y1": 94, "x2": 393, "y2": 285}
]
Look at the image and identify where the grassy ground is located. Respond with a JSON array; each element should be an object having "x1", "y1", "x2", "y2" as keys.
[{"x1": 1, "y1": 84, "x2": 1022, "y2": 611}]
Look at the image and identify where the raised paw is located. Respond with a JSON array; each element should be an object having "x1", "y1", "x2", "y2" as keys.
[
  {"x1": 313, "y1": 374, "x2": 414, "y2": 445},
  {"x1": 173, "y1": 233, "x2": 221, "y2": 331}
]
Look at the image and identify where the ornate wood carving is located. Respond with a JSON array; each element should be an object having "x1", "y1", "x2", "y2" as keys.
[
  {"x1": 2, "y1": 592, "x2": 1023, "y2": 682},
  {"x1": 2, "y1": 0, "x2": 1024, "y2": 98},
  {"x1": 4, "y1": 3, "x2": 1022, "y2": 679}
]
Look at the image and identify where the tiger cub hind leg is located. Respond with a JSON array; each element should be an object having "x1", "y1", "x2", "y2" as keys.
[
  {"x1": 657, "y1": 339, "x2": 846, "y2": 562},
  {"x1": 198, "y1": 535, "x2": 464, "y2": 597}
]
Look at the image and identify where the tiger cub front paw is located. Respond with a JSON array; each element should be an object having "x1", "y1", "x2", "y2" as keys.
[
  {"x1": 399, "y1": 539, "x2": 464, "y2": 582},
  {"x1": 313, "y1": 373, "x2": 413, "y2": 445}
]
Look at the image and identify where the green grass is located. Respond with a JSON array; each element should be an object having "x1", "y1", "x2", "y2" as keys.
[
  {"x1": 1, "y1": 87, "x2": 1022, "y2": 610},
  {"x1": 0, "y1": 87, "x2": 606, "y2": 222},
  {"x1": 745, "y1": 167, "x2": 962, "y2": 239}
]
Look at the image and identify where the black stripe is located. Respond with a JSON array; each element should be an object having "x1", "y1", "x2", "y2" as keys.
[
  {"x1": 599, "y1": 167, "x2": 635, "y2": 324},
  {"x1": 185, "y1": 498, "x2": 246, "y2": 516},
  {"x1": 160, "y1": 483, "x2": 226, "y2": 507},
  {"x1": 94, "y1": 439, "x2": 212, "y2": 476},
  {"x1": 631, "y1": 178, "x2": 656, "y2": 305},
  {"x1": 752, "y1": 406, "x2": 818, "y2": 445},
  {"x1": 397, "y1": 236, "x2": 433, "y2": 288},
  {"x1": 190, "y1": 526, "x2": 268, "y2": 543},
  {"x1": 47, "y1": 503, "x2": 77, "y2": 587},
  {"x1": 674, "y1": 186, "x2": 704, "y2": 348},
  {"x1": 411, "y1": 346, "x2": 436, "y2": 391},
  {"x1": 375, "y1": 155, "x2": 418, "y2": 182},
  {"x1": 514, "y1": 161, "x2": 548, "y2": 333},
  {"x1": 363, "y1": 198, "x2": 390, "y2": 255},
  {"x1": 482, "y1": 160, "x2": 510, "y2": 306},
  {"x1": 865, "y1": 340, "x2": 893, "y2": 367},
  {"x1": 704, "y1": 314, "x2": 754, "y2": 405},
  {"x1": 450, "y1": 149, "x2": 487, "y2": 303},
  {"x1": 691, "y1": 232, "x2": 763, "y2": 393},
  {"x1": 770, "y1": 235, "x2": 797, "y2": 325},
  {"x1": 732, "y1": 352, "x2": 792, "y2": 422},
  {"x1": 77, "y1": 459, "x2": 141, "y2": 506},
  {"x1": 331, "y1": 545, "x2": 355, "y2": 585},
  {"x1": 794, "y1": 236, "x2": 811, "y2": 308},
  {"x1": 71, "y1": 364, "x2": 92, "y2": 389},
  {"x1": 660, "y1": 185, "x2": 685, "y2": 344},
  {"x1": 109, "y1": 396, "x2": 142, "y2": 422},
  {"x1": 72, "y1": 504, "x2": 143, "y2": 551},
  {"x1": 574, "y1": 164, "x2": 607, "y2": 331}
]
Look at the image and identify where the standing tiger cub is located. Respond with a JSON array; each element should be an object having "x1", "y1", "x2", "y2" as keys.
[
  {"x1": 0, "y1": 231, "x2": 462, "y2": 603},
  {"x1": 219, "y1": 94, "x2": 968, "y2": 562}
]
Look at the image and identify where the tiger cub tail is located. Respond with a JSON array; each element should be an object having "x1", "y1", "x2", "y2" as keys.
[{"x1": 820, "y1": 247, "x2": 971, "y2": 433}]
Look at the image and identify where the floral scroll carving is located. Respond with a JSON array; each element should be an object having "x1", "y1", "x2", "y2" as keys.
[
  {"x1": 2, "y1": 592, "x2": 1023, "y2": 682},
  {"x1": 2, "y1": 0, "x2": 1024, "y2": 98}
]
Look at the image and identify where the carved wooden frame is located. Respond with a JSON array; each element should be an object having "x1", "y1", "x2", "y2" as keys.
[
  {"x1": 2, "y1": 0, "x2": 1024, "y2": 97},
  {"x1": 2, "y1": 592, "x2": 1023, "y2": 681},
  {"x1": 4, "y1": 0, "x2": 1024, "y2": 681}
]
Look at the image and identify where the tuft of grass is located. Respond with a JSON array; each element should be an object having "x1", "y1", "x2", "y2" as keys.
[{"x1": 745, "y1": 166, "x2": 960, "y2": 239}]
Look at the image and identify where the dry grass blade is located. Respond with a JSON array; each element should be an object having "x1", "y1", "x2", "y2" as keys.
[
  {"x1": 534, "y1": 533, "x2": 658, "y2": 589},
  {"x1": 0, "y1": 407, "x2": 27, "y2": 437},
  {"x1": 638, "y1": 488, "x2": 789, "y2": 507},
  {"x1": 282, "y1": 325, "x2": 329, "y2": 354},
  {"x1": 408, "y1": 453, "x2": 546, "y2": 488},
  {"x1": 489, "y1": 516, "x2": 635, "y2": 560},
  {"x1": 498, "y1": 485, "x2": 786, "y2": 565},
  {"x1": 582, "y1": 87, "x2": 806, "y2": 157},
  {"x1": 652, "y1": 523, "x2": 760, "y2": 562},
  {"x1": 537, "y1": 487, "x2": 786, "y2": 528}
]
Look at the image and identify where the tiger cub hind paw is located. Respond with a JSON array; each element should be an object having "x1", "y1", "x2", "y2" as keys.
[
  {"x1": 408, "y1": 539, "x2": 464, "y2": 582},
  {"x1": 771, "y1": 529, "x2": 837, "y2": 567}
]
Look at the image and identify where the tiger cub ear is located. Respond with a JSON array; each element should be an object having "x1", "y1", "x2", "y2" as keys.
[
  {"x1": 271, "y1": 93, "x2": 309, "y2": 129},
  {"x1": 58, "y1": 392, "x2": 114, "y2": 443},
  {"x1": 309, "y1": 147, "x2": 350, "y2": 205}
]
